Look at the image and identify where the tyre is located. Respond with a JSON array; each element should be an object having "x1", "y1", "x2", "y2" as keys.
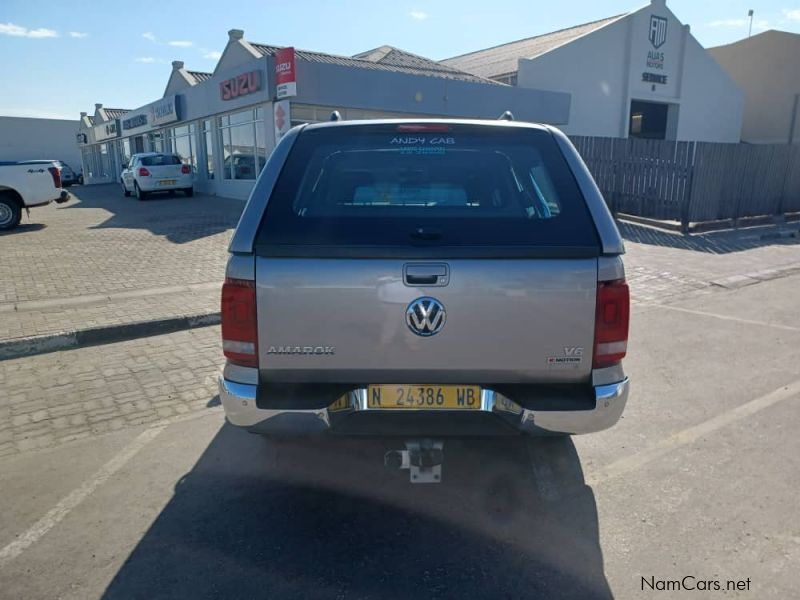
[
  {"x1": 0, "y1": 194, "x2": 22, "y2": 231},
  {"x1": 135, "y1": 182, "x2": 147, "y2": 201},
  {"x1": 184, "y1": 187, "x2": 194, "y2": 197},
  {"x1": 121, "y1": 181, "x2": 130, "y2": 197}
]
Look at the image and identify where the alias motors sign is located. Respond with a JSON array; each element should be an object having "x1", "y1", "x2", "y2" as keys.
[
  {"x1": 275, "y1": 47, "x2": 297, "y2": 99},
  {"x1": 220, "y1": 70, "x2": 262, "y2": 101}
]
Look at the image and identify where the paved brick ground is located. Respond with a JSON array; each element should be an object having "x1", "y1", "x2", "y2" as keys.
[
  {"x1": 0, "y1": 184, "x2": 241, "y2": 304},
  {"x1": 0, "y1": 286, "x2": 219, "y2": 341},
  {"x1": 620, "y1": 221, "x2": 800, "y2": 303},
  {"x1": 0, "y1": 185, "x2": 241, "y2": 342},
  {"x1": 0, "y1": 327, "x2": 221, "y2": 457}
]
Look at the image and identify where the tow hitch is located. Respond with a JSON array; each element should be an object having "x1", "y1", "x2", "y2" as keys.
[{"x1": 385, "y1": 439, "x2": 444, "y2": 483}]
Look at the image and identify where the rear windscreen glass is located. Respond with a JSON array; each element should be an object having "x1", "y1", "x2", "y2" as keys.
[
  {"x1": 141, "y1": 155, "x2": 181, "y2": 166},
  {"x1": 255, "y1": 124, "x2": 599, "y2": 255}
]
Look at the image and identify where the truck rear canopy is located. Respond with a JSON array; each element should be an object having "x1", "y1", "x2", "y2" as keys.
[{"x1": 255, "y1": 123, "x2": 600, "y2": 258}]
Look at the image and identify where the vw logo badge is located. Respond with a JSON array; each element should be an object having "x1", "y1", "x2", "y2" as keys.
[{"x1": 406, "y1": 297, "x2": 446, "y2": 337}]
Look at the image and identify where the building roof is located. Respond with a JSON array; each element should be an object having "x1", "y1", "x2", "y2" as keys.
[
  {"x1": 442, "y1": 14, "x2": 626, "y2": 79},
  {"x1": 708, "y1": 28, "x2": 800, "y2": 51},
  {"x1": 187, "y1": 70, "x2": 213, "y2": 83},
  {"x1": 102, "y1": 108, "x2": 130, "y2": 119},
  {"x1": 250, "y1": 42, "x2": 501, "y2": 85}
]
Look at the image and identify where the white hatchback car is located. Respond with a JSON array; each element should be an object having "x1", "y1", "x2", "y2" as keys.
[{"x1": 121, "y1": 153, "x2": 193, "y2": 200}]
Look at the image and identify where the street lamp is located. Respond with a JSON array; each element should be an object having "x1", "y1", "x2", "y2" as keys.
[{"x1": 748, "y1": 9, "x2": 754, "y2": 37}]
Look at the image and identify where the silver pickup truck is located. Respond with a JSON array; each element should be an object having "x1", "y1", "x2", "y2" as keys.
[{"x1": 218, "y1": 118, "x2": 629, "y2": 479}]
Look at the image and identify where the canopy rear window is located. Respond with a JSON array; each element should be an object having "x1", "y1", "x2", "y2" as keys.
[{"x1": 255, "y1": 124, "x2": 600, "y2": 258}]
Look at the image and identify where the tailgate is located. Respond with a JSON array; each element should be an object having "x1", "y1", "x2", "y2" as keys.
[{"x1": 256, "y1": 258, "x2": 596, "y2": 384}]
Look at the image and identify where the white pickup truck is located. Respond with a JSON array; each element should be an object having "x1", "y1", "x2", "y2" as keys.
[{"x1": 0, "y1": 161, "x2": 70, "y2": 231}]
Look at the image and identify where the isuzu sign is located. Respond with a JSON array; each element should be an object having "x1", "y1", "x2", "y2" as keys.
[
  {"x1": 649, "y1": 15, "x2": 668, "y2": 49},
  {"x1": 220, "y1": 70, "x2": 261, "y2": 101},
  {"x1": 275, "y1": 47, "x2": 297, "y2": 99}
]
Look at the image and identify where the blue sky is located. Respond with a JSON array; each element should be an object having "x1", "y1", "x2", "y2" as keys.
[{"x1": 2, "y1": 0, "x2": 799, "y2": 120}]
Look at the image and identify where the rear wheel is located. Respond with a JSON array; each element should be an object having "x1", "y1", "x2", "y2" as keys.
[
  {"x1": 135, "y1": 182, "x2": 147, "y2": 201},
  {"x1": 0, "y1": 194, "x2": 22, "y2": 231},
  {"x1": 184, "y1": 187, "x2": 194, "y2": 197},
  {"x1": 121, "y1": 180, "x2": 130, "y2": 197}
]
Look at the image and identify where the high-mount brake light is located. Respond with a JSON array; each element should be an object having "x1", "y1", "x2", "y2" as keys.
[{"x1": 396, "y1": 124, "x2": 451, "y2": 132}]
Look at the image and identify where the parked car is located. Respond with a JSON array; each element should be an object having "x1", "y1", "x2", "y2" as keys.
[
  {"x1": 217, "y1": 118, "x2": 630, "y2": 481},
  {"x1": 0, "y1": 160, "x2": 70, "y2": 230},
  {"x1": 222, "y1": 153, "x2": 266, "y2": 179},
  {"x1": 56, "y1": 161, "x2": 80, "y2": 187},
  {"x1": 120, "y1": 153, "x2": 193, "y2": 200}
]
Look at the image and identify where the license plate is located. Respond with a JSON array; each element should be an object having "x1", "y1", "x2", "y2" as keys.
[
  {"x1": 367, "y1": 385, "x2": 481, "y2": 410},
  {"x1": 159, "y1": 179, "x2": 176, "y2": 186}
]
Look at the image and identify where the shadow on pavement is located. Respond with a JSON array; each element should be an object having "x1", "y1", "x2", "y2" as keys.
[
  {"x1": 102, "y1": 425, "x2": 611, "y2": 599},
  {"x1": 619, "y1": 220, "x2": 799, "y2": 254},
  {"x1": 0, "y1": 222, "x2": 46, "y2": 235},
  {"x1": 64, "y1": 184, "x2": 243, "y2": 245}
]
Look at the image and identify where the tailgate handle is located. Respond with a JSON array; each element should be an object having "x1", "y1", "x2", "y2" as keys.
[{"x1": 404, "y1": 264, "x2": 449, "y2": 286}]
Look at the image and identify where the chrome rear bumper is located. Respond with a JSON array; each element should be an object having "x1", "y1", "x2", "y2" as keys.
[{"x1": 218, "y1": 377, "x2": 629, "y2": 436}]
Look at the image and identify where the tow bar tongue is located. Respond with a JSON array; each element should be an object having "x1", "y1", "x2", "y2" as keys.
[{"x1": 385, "y1": 439, "x2": 444, "y2": 483}]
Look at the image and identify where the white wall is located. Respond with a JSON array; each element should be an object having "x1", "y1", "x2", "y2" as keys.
[
  {"x1": 517, "y1": 0, "x2": 743, "y2": 142},
  {"x1": 676, "y1": 36, "x2": 742, "y2": 142},
  {"x1": 517, "y1": 16, "x2": 629, "y2": 137},
  {"x1": 0, "y1": 116, "x2": 80, "y2": 167}
]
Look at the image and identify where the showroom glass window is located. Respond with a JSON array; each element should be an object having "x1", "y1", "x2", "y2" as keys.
[
  {"x1": 99, "y1": 143, "x2": 111, "y2": 177},
  {"x1": 120, "y1": 138, "x2": 132, "y2": 167},
  {"x1": 218, "y1": 108, "x2": 266, "y2": 180},
  {"x1": 148, "y1": 131, "x2": 166, "y2": 153},
  {"x1": 165, "y1": 124, "x2": 197, "y2": 171},
  {"x1": 201, "y1": 119, "x2": 214, "y2": 179}
]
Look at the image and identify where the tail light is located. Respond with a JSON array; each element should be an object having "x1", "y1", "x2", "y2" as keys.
[
  {"x1": 593, "y1": 279, "x2": 629, "y2": 369},
  {"x1": 138, "y1": 167, "x2": 150, "y2": 177},
  {"x1": 47, "y1": 166, "x2": 61, "y2": 188},
  {"x1": 221, "y1": 278, "x2": 258, "y2": 367},
  {"x1": 181, "y1": 164, "x2": 191, "y2": 174}
]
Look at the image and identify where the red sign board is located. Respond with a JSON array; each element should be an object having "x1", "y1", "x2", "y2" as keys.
[
  {"x1": 275, "y1": 47, "x2": 297, "y2": 99},
  {"x1": 220, "y1": 70, "x2": 261, "y2": 101}
]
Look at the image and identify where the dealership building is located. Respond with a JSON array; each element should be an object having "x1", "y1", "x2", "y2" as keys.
[
  {"x1": 443, "y1": 0, "x2": 743, "y2": 142},
  {"x1": 77, "y1": 30, "x2": 569, "y2": 199},
  {"x1": 77, "y1": 0, "x2": 749, "y2": 197}
]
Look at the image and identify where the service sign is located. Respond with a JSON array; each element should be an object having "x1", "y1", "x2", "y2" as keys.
[
  {"x1": 275, "y1": 47, "x2": 297, "y2": 99},
  {"x1": 630, "y1": 11, "x2": 678, "y2": 97},
  {"x1": 220, "y1": 70, "x2": 261, "y2": 101},
  {"x1": 149, "y1": 95, "x2": 179, "y2": 126}
]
